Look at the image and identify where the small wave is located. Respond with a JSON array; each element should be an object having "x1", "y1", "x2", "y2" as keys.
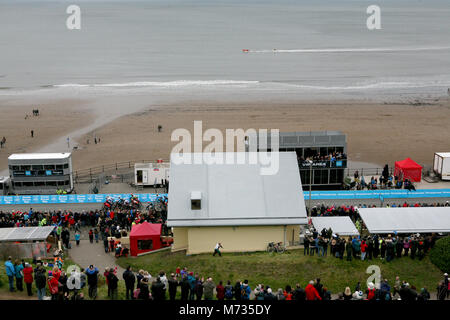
[
  {"x1": 278, "y1": 81, "x2": 450, "y2": 90},
  {"x1": 53, "y1": 80, "x2": 260, "y2": 88},
  {"x1": 247, "y1": 46, "x2": 450, "y2": 53},
  {"x1": 54, "y1": 83, "x2": 90, "y2": 88}
]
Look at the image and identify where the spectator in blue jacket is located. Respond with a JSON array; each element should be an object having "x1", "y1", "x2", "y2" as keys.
[
  {"x1": 241, "y1": 280, "x2": 251, "y2": 300},
  {"x1": 187, "y1": 272, "x2": 196, "y2": 300},
  {"x1": 5, "y1": 256, "x2": 15, "y2": 292},
  {"x1": 14, "y1": 259, "x2": 24, "y2": 292}
]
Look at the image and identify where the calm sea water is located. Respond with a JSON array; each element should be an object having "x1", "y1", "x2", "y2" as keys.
[{"x1": 0, "y1": 0, "x2": 450, "y2": 99}]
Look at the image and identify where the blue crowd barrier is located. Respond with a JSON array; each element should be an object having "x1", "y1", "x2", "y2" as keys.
[
  {"x1": 0, "y1": 193, "x2": 168, "y2": 205},
  {"x1": 303, "y1": 189, "x2": 450, "y2": 200},
  {"x1": 1, "y1": 189, "x2": 450, "y2": 205}
]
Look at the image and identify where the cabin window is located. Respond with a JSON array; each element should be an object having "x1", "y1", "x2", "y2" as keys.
[{"x1": 191, "y1": 200, "x2": 201, "y2": 210}]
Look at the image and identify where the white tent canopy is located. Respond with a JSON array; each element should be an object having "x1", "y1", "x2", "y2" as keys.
[
  {"x1": 311, "y1": 216, "x2": 359, "y2": 236},
  {"x1": 0, "y1": 226, "x2": 55, "y2": 242},
  {"x1": 358, "y1": 207, "x2": 450, "y2": 234}
]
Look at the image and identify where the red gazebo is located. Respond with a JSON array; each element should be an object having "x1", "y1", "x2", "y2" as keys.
[
  {"x1": 129, "y1": 222, "x2": 162, "y2": 256},
  {"x1": 394, "y1": 157, "x2": 423, "y2": 182}
]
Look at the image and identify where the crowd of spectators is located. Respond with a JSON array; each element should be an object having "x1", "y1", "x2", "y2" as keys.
[{"x1": 4, "y1": 256, "x2": 449, "y2": 301}]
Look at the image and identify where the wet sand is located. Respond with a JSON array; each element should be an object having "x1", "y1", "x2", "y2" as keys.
[
  {"x1": 1, "y1": 95, "x2": 450, "y2": 172},
  {"x1": 73, "y1": 98, "x2": 450, "y2": 170}
]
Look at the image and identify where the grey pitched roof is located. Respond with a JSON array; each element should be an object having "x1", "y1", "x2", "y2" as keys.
[
  {"x1": 311, "y1": 216, "x2": 359, "y2": 236},
  {"x1": 358, "y1": 207, "x2": 450, "y2": 234},
  {"x1": 167, "y1": 152, "x2": 307, "y2": 227},
  {"x1": 0, "y1": 226, "x2": 55, "y2": 242}
]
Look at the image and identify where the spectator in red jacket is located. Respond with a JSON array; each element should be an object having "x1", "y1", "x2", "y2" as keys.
[
  {"x1": 216, "y1": 281, "x2": 225, "y2": 300},
  {"x1": 361, "y1": 240, "x2": 368, "y2": 260},
  {"x1": 23, "y1": 263, "x2": 34, "y2": 296},
  {"x1": 305, "y1": 280, "x2": 322, "y2": 300},
  {"x1": 47, "y1": 272, "x2": 59, "y2": 300}
]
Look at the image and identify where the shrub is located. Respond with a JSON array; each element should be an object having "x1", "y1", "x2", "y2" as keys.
[{"x1": 430, "y1": 236, "x2": 450, "y2": 273}]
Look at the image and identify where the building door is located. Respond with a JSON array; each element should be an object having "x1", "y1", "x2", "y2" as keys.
[
  {"x1": 136, "y1": 170, "x2": 143, "y2": 183},
  {"x1": 142, "y1": 170, "x2": 148, "y2": 184}
]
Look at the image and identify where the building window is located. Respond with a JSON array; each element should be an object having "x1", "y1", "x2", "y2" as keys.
[
  {"x1": 191, "y1": 200, "x2": 201, "y2": 210},
  {"x1": 137, "y1": 239, "x2": 153, "y2": 250},
  {"x1": 56, "y1": 165, "x2": 64, "y2": 170},
  {"x1": 32, "y1": 165, "x2": 44, "y2": 170},
  {"x1": 23, "y1": 182, "x2": 34, "y2": 187},
  {"x1": 46, "y1": 181, "x2": 57, "y2": 186},
  {"x1": 63, "y1": 164, "x2": 69, "y2": 169},
  {"x1": 14, "y1": 182, "x2": 22, "y2": 187},
  {"x1": 44, "y1": 164, "x2": 55, "y2": 170}
]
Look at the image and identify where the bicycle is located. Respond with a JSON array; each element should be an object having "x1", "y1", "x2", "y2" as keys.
[{"x1": 267, "y1": 242, "x2": 286, "y2": 253}]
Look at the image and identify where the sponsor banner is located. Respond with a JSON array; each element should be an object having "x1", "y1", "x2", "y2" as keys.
[
  {"x1": 304, "y1": 189, "x2": 450, "y2": 200},
  {"x1": 0, "y1": 193, "x2": 168, "y2": 205},
  {"x1": 1, "y1": 189, "x2": 449, "y2": 204}
]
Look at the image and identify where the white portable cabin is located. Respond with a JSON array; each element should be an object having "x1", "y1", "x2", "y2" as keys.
[
  {"x1": 433, "y1": 152, "x2": 450, "y2": 181},
  {"x1": 134, "y1": 162, "x2": 170, "y2": 186}
]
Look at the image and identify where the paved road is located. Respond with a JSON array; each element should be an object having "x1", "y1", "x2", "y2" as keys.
[{"x1": 67, "y1": 228, "x2": 126, "y2": 276}]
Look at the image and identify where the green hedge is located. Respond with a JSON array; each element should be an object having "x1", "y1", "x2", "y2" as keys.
[{"x1": 430, "y1": 236, "x2": 450, "y2": 273}]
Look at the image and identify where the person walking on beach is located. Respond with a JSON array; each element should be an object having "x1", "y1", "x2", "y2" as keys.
[
  {"x1": 213, "y1": 242, "x2": 223, "y2": 256},
  {"x1": 31, "y1": 130, "x2": 34, "y2": 138}
]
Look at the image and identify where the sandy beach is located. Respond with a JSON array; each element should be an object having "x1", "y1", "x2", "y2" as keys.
[
  {"x1": 1, "y1": 95, "x2": 450, "y2": 173},
  {"x1": 0, "y1": 98, "x2": 93, "y2": 172}
]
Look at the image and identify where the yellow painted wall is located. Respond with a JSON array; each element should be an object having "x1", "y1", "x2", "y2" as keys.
[
  {"x1": 286, "y1": 225, "x2": 300, "y2": 244},
  {"x1": 171, "y1": 227, "x2": 189, "y2": 252},
  {"x1": 182, "y1": 225, "x2": 300, "y2": 255}
]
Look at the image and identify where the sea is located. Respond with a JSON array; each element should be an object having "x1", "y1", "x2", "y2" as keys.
[{"x1": 0, "y1": 0, "x2": 450, "y2": 100}]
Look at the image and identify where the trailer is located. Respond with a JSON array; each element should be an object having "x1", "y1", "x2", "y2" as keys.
[
  {"x1": 433, "y1": 152, "x2": 450, "y2": 181},
  {"x1": 134, "y1": 162, "x2": 170, "y2": 187}
]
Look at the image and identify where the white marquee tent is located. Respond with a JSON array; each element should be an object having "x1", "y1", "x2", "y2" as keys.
[
  {"x1": 358, "y1": 207, "x2": 450, "y2": 234},
  {"x1": 311, "y1": 216, "x2": 359, "y2": 236},
  {"x1": 0, "y1": 226, "x2": 55, "y2": 242}
]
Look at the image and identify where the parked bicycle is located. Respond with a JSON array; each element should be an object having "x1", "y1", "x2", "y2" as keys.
[{"x1": 267, "y1": 242, "x2": 286, "y2": 253}]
